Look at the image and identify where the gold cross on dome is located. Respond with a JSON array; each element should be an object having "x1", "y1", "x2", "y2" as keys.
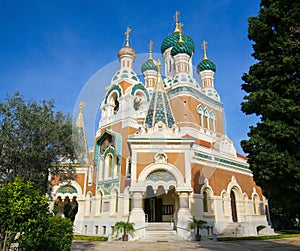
[
  {"x1": 201, "y1": 40, "x2": 208, "y2": 59},
  {"x1": 173, "y1": 11, "x2": 180, "y2": 32},
  {"x1": 174, "y1": 11, "x2": 180, "y2": 23},
  {"x1": 125, "y1": 27, "x2": 131, "y2": 46},
  {"x1": 148, "y1": 40, "x2": 153, "y2": 59}
]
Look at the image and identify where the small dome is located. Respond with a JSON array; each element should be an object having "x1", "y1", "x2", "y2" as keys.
[
  {"x1": 118, "y1": 46, "x2": 136, "y2": 60},
  {"x1": 141, "y1": 58, "x2": 158, "y2": 73},
  {"x1": 171, "y1": 41, "x2": 193, "y2": 57},
  {"x1": 197, "y1": 59, "x2": 216, "y2": 73},
  {"x1": 161, "y1": 32, "x2": 195, "y2": 54}
]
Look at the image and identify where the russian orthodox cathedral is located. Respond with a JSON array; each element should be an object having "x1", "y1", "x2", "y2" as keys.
[{"x1": 51, "y1": 12, "x2": 274, "y2": 240}]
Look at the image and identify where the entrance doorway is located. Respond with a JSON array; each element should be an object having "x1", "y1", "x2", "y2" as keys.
[
  {"x1": 230, "y1": 190, "x2": 238, "y2": 222},
  {"x1": 144, "y1": 186, "x2": 176, "y2": 222},
  {"x1": 145, "y1": 197, "x2": 162, "y2": 222}
]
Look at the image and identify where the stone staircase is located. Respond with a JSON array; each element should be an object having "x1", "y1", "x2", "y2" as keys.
[
  {"x1": 218, "y1": 222, "x2": 245, "y2": 236},
  {"x1": 140, "y1": 222, "x2": 184, "y2": 242}
]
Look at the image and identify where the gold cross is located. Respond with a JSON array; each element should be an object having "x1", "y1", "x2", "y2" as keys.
[
  {"x1": 125, "y1": 27, "x2": 131, "y2": 46},
  {"x1": 174, "y1": 11, "x2": 180, "y2": 23},
  {"x1": 148, "y1": 40, "x2": 153, "y2": 59},
  {"x1": 201, "y1": 40, "x2": 208, "y2": 59}
]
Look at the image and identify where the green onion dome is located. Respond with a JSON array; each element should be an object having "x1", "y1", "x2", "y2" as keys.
[
  {"x1": 197, "y1": 59, "x2": 216, "y2": 73},
  {"x1": 171, "y1": 41, "x2": 193, "y2": 57},
  {"x1": 141, "y1": 58, "x2": 158, "y2": 73},
  {"x1": 161, "y1": 32, "x2": 195, "y2": 54}
]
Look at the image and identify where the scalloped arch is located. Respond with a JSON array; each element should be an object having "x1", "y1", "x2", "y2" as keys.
[
  {"x1": 131, "y1": 83, "x2": 150, "y2": 101},
  {"x1": 105, "y1": 84, "x2": 122, "y2": 104}
]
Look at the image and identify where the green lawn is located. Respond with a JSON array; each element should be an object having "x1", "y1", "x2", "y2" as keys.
[
  {"x1": 216, "y1": 232, "x2": 300, "y2": 242},
  {"x1": 73, "y1": 235, "x2": 108, "y2": 241}
]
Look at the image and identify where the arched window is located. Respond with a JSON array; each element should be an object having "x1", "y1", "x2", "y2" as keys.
[
  {"x1": 108, "y1": 92, "x2": 119, "y2": 114},
  {"x1": 204, "y1": 108, "x2": 209, "y2": 129},
  {"x1": 230, "y1": 190, "x2": 238, "y2": 222},
  {"x1": 203, "y1": 190, "x2": 208, "y2": 212},
  {"x1": 209, "y1": 111, "x2": 216, "y2": 131},
  {"x1": 115, "y1": 191, "x2": 119, "y2": 213},
  {"x1": 98, "y1": 191, "x2": 103, "y2": 214},
  {"x1": 85, "y1": 192, "x2": 93, "y2": 215},
  {"x1": 110, "y1": 189, "x2": 118, "y2": 214},
  {"x1": 105, "y1": 154, "x2": 113, "y2": 179},
  {"x1": 88, "y1": 165, "x2": 93, "y2": 186},
  {"x1": 197, "y1": 105, "x2": 204, "y2": 127},
  {"x1": 133, "y1": 91, "x2": 146, "y2": 111},
  {"x1": 98, "y1": 157, "x2": 104, "y2": 181},
  {"x1": 253, "y1": 195, "x2": 259, "y2": 215},
  {"x1": 89, "y1": 194, "x2": 92, "y2": 214},
  {"x1": 222, "y1": 192, "x2": 226, "y2": 213}
]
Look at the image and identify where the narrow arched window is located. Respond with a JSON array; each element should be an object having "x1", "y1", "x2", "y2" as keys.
[
  {"x1": 253, "y1": 195, "x2": 259, "y2": 215},
  {"x1": 115, "y1": 191, "x2": 119, "y2": 213},
  {"x1": 99, "y1": 192, "x2": 103, "y2": 213},
  {"x1": 203, "y1": 191, "x2": 208, "y2": 212},
  {"x1": 106, "y1": 154, "x2": 113, "y2": 178},
  {"x1": 222, "y1": 193, "x2": 226, "y2": 213}
]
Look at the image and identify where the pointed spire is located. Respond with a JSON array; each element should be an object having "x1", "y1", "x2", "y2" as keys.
[
  {"x1": 174, "y1": 11, "x2": 180, "y2": 33},
  {"x1": 201, "y1": 40, "x2": 208, "y2": 60},
  {"x1": 125, "y1": 27, "x2": 131, "y2": 47},
  {"x1": 155, "y1": 59, "x2": 164, "y2": 91},
  {"x1": 148, "y1": 40, "x2": 153, "y2": 59},
  {"x1": 76, "y1": 102, "x2": 85, "y2": 128},
  {"x1": 144, "y1": 59, "x2": 176, "y2": 128},
  {"x1": 75, "y1": 102, "x2": 89, "y2": 164}
]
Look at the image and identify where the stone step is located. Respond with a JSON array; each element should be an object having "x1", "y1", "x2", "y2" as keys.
[
  {"x1": 141, "y1": 233, "x2": 185, "y2": 242},
  {"x1": 146, "y1": 222, "x2": 174, "y2": 231}
]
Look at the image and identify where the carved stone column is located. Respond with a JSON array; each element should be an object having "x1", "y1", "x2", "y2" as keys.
[
  {"x1": 177, "y1": 192, "x2": 192, "y2": 240},
  {"x1": 128, "y1": 191, "x2": 146, "y2": 240}
]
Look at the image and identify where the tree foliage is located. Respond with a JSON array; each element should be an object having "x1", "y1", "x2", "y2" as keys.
[
  {"x1": 0, "y1": 92, "x2": 76, "y2": 194},
  {"x1": 0, "y1": 177, "x2": 73, "y2": 251},
  {"x1": 241, "y1": 0, "x2": 300, "y2": 222}
]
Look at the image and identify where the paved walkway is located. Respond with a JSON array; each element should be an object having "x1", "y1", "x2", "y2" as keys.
[{"x1": 71, "y1": 237, "x2": 300, "y2": 251}]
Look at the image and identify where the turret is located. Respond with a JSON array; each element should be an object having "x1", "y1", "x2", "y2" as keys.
[
  {"x1": 160, "y1": 11, "x2": 195, "y2": 77},
  {"x1": 141, "y1": 40, "x2": 158, "y2": 95},
  {"x1": 118, "y1": 27, "x2": 136, "y2": 69},
  {"x1": 197, "y1": 41, "x2": 220, "y2": 101}
]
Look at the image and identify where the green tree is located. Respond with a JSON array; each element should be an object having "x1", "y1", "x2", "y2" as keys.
[
  {"x1": 241, "y1": 0, "x2": 300, "y2": 226},
  {"x1": 0, "y1": 177, "x2": 73, "y2": 251},
  {"x1": 114, "y1": 221, "x2": 135, "y2": 241},
  {"x1": 0, "y1": 92, "x2": 76, "y2": 194},
  {"x1": 188, "y1": 217, "x2": 207, "y2": 241}
]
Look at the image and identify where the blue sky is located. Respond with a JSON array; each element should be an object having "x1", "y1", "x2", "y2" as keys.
[{"x1": 0, "y1": 0, "x2": 260, "y2": 153}]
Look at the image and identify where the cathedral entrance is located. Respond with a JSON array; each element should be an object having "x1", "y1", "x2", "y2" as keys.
[
  {"x1": 144, "y1": 197, "x2": 162, "y2": 222},
  {"x1": 144, "y1": 185, "x2": 177, "y2": 222}
]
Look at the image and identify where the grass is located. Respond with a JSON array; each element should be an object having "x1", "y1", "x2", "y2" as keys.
[
  {"x1": 216, "y1": 232, "x2": 300, "y2": 242},
  {"x1": 73, "y1": 235, "x2": 108, "y2": 241}
]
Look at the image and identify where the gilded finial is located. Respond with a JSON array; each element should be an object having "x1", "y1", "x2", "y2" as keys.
[
  {"x1": 155, "y1": 59, "x2": 164, "y2": 91},
  {"x1": 125, "y1": 27, "x2": 131, "y2": 47},
  {"x1": 201, "y1": 40, "x2": 208, "y2": 60},
  {"x1": 174, "y1": 11, "x2": 180, "y2": 33},
  {"x1": 157, "y1": 59, "x2": 161, "y2": 73},
  {"x1": 148, "y1": 40, "x2": 153, "y2": 59},
  {"x1": 178, "y1": 23, "x2": 184, "y2": 43},
  {"x1": 79, "y1": 101, "x2": 85, "y2": 112}
]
